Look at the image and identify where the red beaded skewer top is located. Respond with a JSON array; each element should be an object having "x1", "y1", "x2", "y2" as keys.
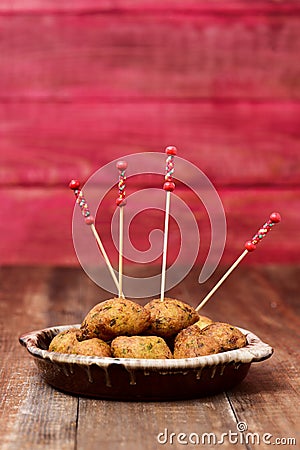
[
  {"x1": 69, "y1": 179, "x2": 95, "y2": 225},
  {"x1": 163, "y1": 146, "x2": 177, "y2": 192},
  {"x1": 116, "y1": 161, "x2": 128, "y2": 207},
  {"x1": 245, "y1": 212, "x2": 281, "y2": 252}
]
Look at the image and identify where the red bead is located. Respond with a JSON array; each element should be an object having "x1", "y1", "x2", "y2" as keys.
[
  {"x1": 116, "y1": 198, "x2": 127, "y2": 206},
  {"x1": 258, "y1": 228, "x2": 268, "y2": 235},
  {"x1": 116, "y1": 160, "x2": 128, "y2": 171},
  {"x1": 165, "y1": 146, "x2": 177, "y2": 156},
  {"x1": 69, "y1": 179, "x2": 80, "y2": 190},
  {"x1": 245, "y1": 241, "x2": 256, "y2": 252},
  {"x1": 163, "y1": 181, "x2": 175, "y2": 192},
  {"x1": 85, "y1": 216, "x2": 95, "y2": 225},
  {"x1": 270, "y1": 212, "x2": 281, "y2": 223}
]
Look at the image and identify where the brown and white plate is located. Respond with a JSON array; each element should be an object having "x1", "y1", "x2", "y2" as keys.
[{"x1": 19, "y1": 324, "x2": 273, "y2": 401}]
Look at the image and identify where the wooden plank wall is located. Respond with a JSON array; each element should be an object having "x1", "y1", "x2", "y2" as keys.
[{"x1": 0, "y1": 1, "x2": 299, "y2": 266}]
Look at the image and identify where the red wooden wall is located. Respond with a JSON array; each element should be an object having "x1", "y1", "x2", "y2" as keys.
[{"x1": 0, "y1": 1, "x2": 299, "y2": 267}]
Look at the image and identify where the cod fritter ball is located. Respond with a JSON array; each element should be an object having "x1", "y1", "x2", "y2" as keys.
[
  {"x1": 174, "y1": 324, "x2": 221, "y2": 358},
  {"x1": 49, "y1": 329, "x2": 112, "y2": 357},
  {"x1": 193, "y1": 315, "x2": 213, "y2": 330},
  {"x1": 111, "y1": 336, "x2": 173, "y2": 359},
  {"x1": 144, "y1": 297, "x2": 199, "y2": 338},
  {"x1": 79, "y1": 298, "x2": 150, "y2": 341},
  {"x1": 201, "y1": 322, "x2": 247, "y2": 351},
  {"x1": 76, "y1": 338, "x2": 112, "y2": 357},
  {"x1": 49, "y1": 328, "x2": 79, "y2": 354}
]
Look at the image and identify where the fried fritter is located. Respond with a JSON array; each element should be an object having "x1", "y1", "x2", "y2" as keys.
[
  {"x1": 76, "y1": 338, "x2": 112, "y2": 357},
  {"x1": 49, "y1": 328, "x2": 79, "y2": 354},
  {"x1": 144, "y1": 297, "x2": 199, "y2": 338},
  {"x1": 79, "y1": 298, "x2": 151, "y2": 341},
  {"x1": 49, "y1": 328, "x2": 112, "y2": 357},
  {"x1": 201, "y1": 322, "x2": 247, "y2": 351},
  {"x1": 173, "y1": 324, "x2": 221, "y2": 358},
  {"x1": 193, "y1": 315, "x2": 213, "y2": 330},
  {"x1": 111, "y1": 335, "x2": 173, "y2": 359}
]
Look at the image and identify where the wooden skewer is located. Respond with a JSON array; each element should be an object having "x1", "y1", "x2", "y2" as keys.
[
  {"x1": 116, "y1": 161, "x2": 128, "y2": 299},
  {"x1": 195, "y1": 212, "x2": 281, "y2": 312},
  {"x1": 196, "y1": 250, "x2": 248, "y2": 311},
  {"x1": 160, "y1": 146, "x2": 177, "y2": 302},
  {"x1": 69, "y1": 179, "x2": 121, "y2": 295},
  {"x1": 90, "y1": 223, "x2": 120, "y2": 293},
  {"x1": 118, "y1": 206, "x2": 124, "y2": 298},
  {"x1": 160, "y1": 190, "x2": 171, "y2": 302}
]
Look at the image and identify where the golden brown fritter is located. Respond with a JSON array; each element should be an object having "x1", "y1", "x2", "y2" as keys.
[
  {"x1": 76, "y1": 338, "x2": 112, "y2": 357},
  {"x1": 201, "y1": 322, "x2": 247, "y2": 351},
  {"x1": 79, "y1": 298, "x2": 151, "y2": 341},
  {"x1": 49, "y1": 328, "x2": 112, "y2": 357},
  {"x1": 49, "y1": 328, "x2": 79, "y2": 354},
  {"x1": 111, "y1": 335, "x2": 173, "y2": 359},
  {"x1": 144, "y1": 297, "x2": 199, "y2": 338},
  {"x1": 193, "y1": 315, "x2": 214, "y2": 330},
  {"x1": 173, "y1": 325, "x2": 221, "y2": 358}
]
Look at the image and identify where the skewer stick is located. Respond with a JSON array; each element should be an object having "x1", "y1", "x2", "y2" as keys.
[
  {"x1": 160, "y1": 146, "x2": 177, "y2": 302},
  {"x1": 195, "y1": 212, "x2": 281, "y2": 312},
  {"x1": 160, "y1": 190, "x2": 171, "y2": 302},
  {"x1": 196, "y1": 250, "x2": 248, "y2": 311},
  {"x1": 69, "y1": 179, "x2": 121, "y2": 294},
  {"x1": 116, "y1": 161, "x2": 128, "y2": 299},
  {"x1": 90, "y1": 223, "x2": 120, "y2": 291},
  {"x1": 118, "y1": 206, "x2": 124, "y2": 298}
]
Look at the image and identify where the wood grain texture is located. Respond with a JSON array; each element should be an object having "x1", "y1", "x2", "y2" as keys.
[
  {"x1": 0, "y1": 267, "x2": 78, "y2": 450},
  {"x1": 0, "y1": 187, "x2": 297, "y2": 265},
  {"x1": 0, "y1": 1, "x2": 299, "y2": 267},
  {"x1": 194, "y1": 265, "x2": 300, "y2": 449},
  {"x1": 76, "y1": 396, "x2": 245, "y2": 450},
  {"x1": 0, "y1": 265, "x2": 299, "y2": 449},
  {"x1": 189, "y1": 266, "x2": 300, "y2": 450},
  {"x1": 1, "y1": 102, "x2": 299, "y2": 187},
  {"x1": 0, "y1": 12, "x2": 300, "y2": 100},
  {"x1": 1, "y1": 0, "x2": 300, "y2": 13}
]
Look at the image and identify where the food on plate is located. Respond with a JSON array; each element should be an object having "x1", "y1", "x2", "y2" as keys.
[
  {"x1": 111, "y1": 335, "x2": 173, "y2": 359},
  {"x1": 193, "y1": 315, "x2": 214, "y2": 330},
  {"x1": 49, "y1": 328, "x2": 78, "y2": 354},
  {"x1": 75, "y1": 337, "x2": 112, "y2": 357},
  {"x1": 48, "y1": 299, "x2": 247, "y2": 360},
  {"x1": 173, "y1": 324, "x2": 221, "y2": 358},
  {"x1": 79, "y1": 297, "x2": 150, "y2": 341},
  {"x1": 173, "y1": 321, "x2": 246, "y2": 359},
  {"x1": 201, "y1": 322, "x2": 247, "y2": 352},
  {"x1": 144, "y1": 297, "x2": 199, "y2": 338},
  {"x1": 49, "y1": 328, "x2": 111, "y2": 357}
]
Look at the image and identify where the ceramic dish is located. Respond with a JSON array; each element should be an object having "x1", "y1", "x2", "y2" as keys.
[{"x1": 19, "y1": 324, "x2": 273, "y2": 401}]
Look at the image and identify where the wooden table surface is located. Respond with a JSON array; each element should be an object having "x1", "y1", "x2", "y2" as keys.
[{"x1": 0, "y1": 265, "x2": 299, "y2": 449}]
